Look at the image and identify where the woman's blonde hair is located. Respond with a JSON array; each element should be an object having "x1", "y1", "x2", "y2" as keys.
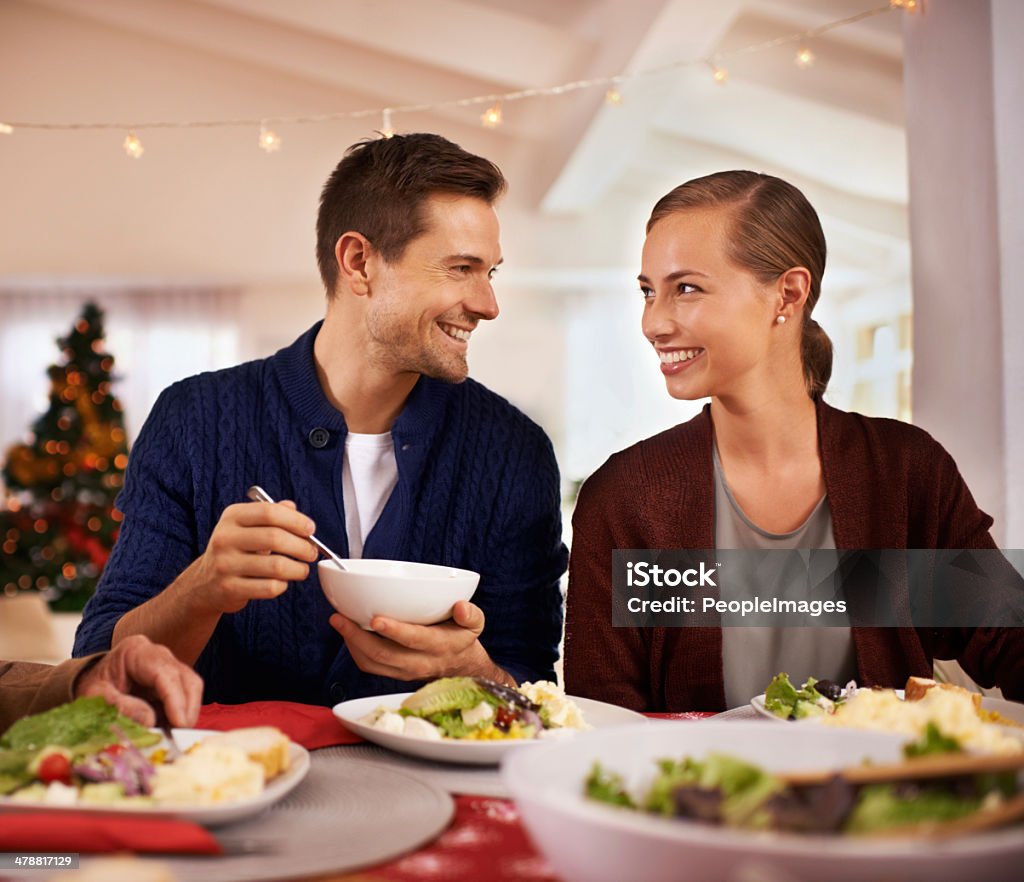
[{"x1": 647, "y1": 170, "x2": 832, "y2": 397}]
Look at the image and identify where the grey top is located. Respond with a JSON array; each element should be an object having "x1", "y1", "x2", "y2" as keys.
[{"x1": 714, "y1": 443, "x2": 856, "y2": 709}]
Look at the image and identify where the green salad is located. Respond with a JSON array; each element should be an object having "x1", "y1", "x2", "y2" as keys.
[
  {"x1": 585, "y1": 724, "x2": 1017, "y2": 835},
  {"x1": 0, "y1": 697, "x2": 161, "y2": 798},
  {"x1": 763, "y1": 672, "x2": 848, "y2": 720}
]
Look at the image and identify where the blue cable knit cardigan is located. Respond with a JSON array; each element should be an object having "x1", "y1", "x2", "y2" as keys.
[{"x1": 73, "y1": 323, "x2": 568, "y2": 705}]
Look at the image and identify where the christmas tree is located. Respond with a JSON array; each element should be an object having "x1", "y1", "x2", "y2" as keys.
[{"x1": 1, "y1": 302, "x2": 129, "y2": 611}]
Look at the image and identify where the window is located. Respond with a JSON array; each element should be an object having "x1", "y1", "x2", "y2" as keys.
[{"x1": 0, "y1": 284, "x2": 240, "y2": 492}]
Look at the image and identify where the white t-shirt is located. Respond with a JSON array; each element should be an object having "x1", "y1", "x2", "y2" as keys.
[{"x1": 341, "y1": 432, "x2": 398, "y2": 558}]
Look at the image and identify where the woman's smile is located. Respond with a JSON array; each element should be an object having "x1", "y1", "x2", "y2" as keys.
[{"x1": 656, "y1": 347, "x2": 706, "y2": 375}]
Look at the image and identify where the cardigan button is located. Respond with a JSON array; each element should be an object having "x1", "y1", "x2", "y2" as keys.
[
  {"x1": 308, "y1": 427, "x2": 330, "y2": 449},
  {"x1": 329, "y1": 682, "x2": 346, "y2": 702}
]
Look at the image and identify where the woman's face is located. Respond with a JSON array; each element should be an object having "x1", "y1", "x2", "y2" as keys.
[{"x1": 639, "y1": 205, "x2": 781, "y2": 403}]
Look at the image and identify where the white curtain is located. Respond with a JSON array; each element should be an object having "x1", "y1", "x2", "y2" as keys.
[{"x1": 0, "y1": 284, "x2": 240, "y2": 491}]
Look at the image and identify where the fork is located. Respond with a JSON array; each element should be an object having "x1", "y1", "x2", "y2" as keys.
[{"x1": 159, "y1": 725, "x2": 183, "y2": 761}]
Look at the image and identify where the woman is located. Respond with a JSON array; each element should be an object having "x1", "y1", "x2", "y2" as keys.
[{"x1": 563, "y1": 170, "x2": 1024, "y2": 711}]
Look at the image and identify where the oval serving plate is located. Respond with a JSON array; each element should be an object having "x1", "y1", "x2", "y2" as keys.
[
  {"x1": 333, "y1": 694, "x2": 645, "y2": 766},
  {"x1": 0, "y1": 729, "x2": 310, "y2": 827}
]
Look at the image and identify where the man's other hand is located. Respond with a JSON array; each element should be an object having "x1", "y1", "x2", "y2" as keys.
[{"x1": 330, "y1": 600, "x2": 514, "y2": 685}]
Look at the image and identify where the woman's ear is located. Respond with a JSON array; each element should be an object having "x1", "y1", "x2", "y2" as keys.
[
  {"x1": 777, "y1": 266, "x2": 812, "y2": 315},
  {"x1": 334, "y1": 232, "x2": 373, "y2": 297}
]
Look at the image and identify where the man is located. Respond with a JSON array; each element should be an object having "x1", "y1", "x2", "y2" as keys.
[
  {"x1": 1, "y1": 634, "x2": 202, "y2": 731},
  {"x1": 74, "y1": 133, "x2": 567, "y2": 705}
]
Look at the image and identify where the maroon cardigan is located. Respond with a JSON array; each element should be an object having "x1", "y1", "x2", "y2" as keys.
[{"x1": 564, "y1": 400, "x2": 1024, "y2": 710}]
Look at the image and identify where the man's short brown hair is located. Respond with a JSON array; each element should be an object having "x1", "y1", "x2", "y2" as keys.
[{"x1": 316, "y1": 133, "x2": 507, "y2": 296}]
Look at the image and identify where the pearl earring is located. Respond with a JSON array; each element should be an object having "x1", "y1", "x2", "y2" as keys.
[{"x1": 775, "y1": 315, "x2": 786, "y2": 325}]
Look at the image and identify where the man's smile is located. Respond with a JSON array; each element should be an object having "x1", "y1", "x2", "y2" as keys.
[{"x1": 438, "y1": 321, "x2": 473, "y2": 343}]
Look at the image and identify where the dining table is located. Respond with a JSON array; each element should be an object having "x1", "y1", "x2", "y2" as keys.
[{"x1": 0, "y1": 701, "x2": 723, "y2": 882}]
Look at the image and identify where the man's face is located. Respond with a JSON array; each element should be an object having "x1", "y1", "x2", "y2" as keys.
[{"x1": 364, "y1": 195, "x2": 502, "y2": 383}]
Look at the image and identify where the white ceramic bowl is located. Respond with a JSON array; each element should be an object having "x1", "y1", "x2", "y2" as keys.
[
  {"x1": 501, "y1": 720, "x2": 1024, "y2": 882},
  {"x1": 318, "y1": 559, "x2": 479, "y2": 629}
]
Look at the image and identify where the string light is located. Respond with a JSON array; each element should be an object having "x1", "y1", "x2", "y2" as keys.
[
  {"x1": 795, "y1": 46, "x2": 815, "y2": 69},
  {"x1": 122, "y1": 132, "x2": 144, "y2": 159},
  {"x1": 258, "y1": 122, "x2": 281, "y2": 152},
  {"x1": 480, "y1": 102, "x2": 502, "y2": 129},
  {"x1": 379, "y1": 108, "x2": 395, "y2": 138},
  {"x1": 0, "y1": 4, "x2": 897, "y2": 150}
]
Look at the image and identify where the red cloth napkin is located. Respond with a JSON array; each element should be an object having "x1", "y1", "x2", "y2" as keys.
[
  {"x1": 0, "y1": 813, "x2": 222, "y2": 855},
  {"x1": 197, "y1": 700, "x2": 363, "y2": 749}
]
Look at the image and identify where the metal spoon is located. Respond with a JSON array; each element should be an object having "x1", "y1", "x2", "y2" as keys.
[{"x1": 246, "y1": 484, "x2": 348, "y2": 571}]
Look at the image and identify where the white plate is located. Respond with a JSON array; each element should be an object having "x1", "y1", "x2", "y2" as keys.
[
  {"x1": 750, "y1": 690, "x2": 1024, "y2": 724},
  {"x1": 333, "y1": 693, "x2": 645, "y2": 765},
  {"x1": 750, "y1": 689, "x2": 904, "y2": 719},
  {"x1": 0, "y1": 729, "x2": 310, "y2": 827},
  {"x1": 981, "y1": 697, "x2": 1024, "y2": 726},
  {"x1": 502, "y1": 721, "x2": 1024, "y2": 882}
]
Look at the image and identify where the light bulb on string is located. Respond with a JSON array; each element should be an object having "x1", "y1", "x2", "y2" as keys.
[
  {"x1": 480, "y1": 102, "x2": 503, "y2": 129},
  {"x1": 258, "y1": 122, "x2": 282, "y2": 153},
  {"x1": 1, "y1": 6, "x2": 900, "y2": 148},
  {"x1": 380, "y1": 108, "x2": 395, "y2": 138},
  {"x1": 795, "y1": 46, "x2": 815, "y2": 69},
  {"x1": 122, "y1": 132, "x2": 144, "y2": 159}
]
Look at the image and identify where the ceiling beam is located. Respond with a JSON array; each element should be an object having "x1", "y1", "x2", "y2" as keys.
[
  {"x1": 193, "y1": 0, "x2": 594, "y2": 90},
  {"x1": 753, "y1": 0, "x2": 903, "y2": 59},
  {"x1": 540, "y1": 0, "x2": 745, "y2": 215},
  {"x1": 631, "y1": 129, "x2": 908, "y2": 244},
  {"x1": 717, "y1": 8, "x2": 904, "y2": 127},
  {"x1": 650, "y1": 73, "x2": 907, "y2": 203},
  {"x1": 20, "y1": 0, "x2": 555, "y2": 139},
  {"x1": 509, "y1": 0, "x2": 678, "y2": 207}
]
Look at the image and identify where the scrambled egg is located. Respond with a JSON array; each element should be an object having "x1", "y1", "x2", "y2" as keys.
[
  {"x1": 824, "y1": 687, "x2": 1023, "y2": 755},
  {"x1": 151, "y1": 743, "x2": 264, "y2": 805},
  {"x1": 519, "y1": 680, "x2": 591, "y2": 730}
]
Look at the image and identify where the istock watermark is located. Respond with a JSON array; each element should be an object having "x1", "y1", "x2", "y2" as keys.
[
  {"x1": 611, "y1": 549, "x2": 1024, "y2": 628},
  {"x1": 625, "y1": 560, "x2": 718, "y2": 588}
]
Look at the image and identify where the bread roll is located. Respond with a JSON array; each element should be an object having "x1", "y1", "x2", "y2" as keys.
[
  {"x1": 904, "y1": 676, "x2": 982, "y2": 710},
  {"x1": 199, "y1": 726, "x2": 291, "y2": 778}
]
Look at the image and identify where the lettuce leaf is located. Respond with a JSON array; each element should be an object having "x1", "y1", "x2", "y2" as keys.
[{"x1": 0, "y1": 696, "x2": 160, "y2": 755}]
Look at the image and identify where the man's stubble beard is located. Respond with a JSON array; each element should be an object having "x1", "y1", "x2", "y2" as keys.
[{"x1": 365, "y1": 301, "x2": 469, "y2": 385}]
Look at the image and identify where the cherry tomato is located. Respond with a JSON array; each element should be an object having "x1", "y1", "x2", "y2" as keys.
[
  {"x1": 102, "y1": 743, "x2": 126, "y2": 757},
  {"x1": 37, "y1": 751, "x2": 72, "y2": 786},
  {"x1": 495, "y1": 707, "x2": 518, "y2": 731}
]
